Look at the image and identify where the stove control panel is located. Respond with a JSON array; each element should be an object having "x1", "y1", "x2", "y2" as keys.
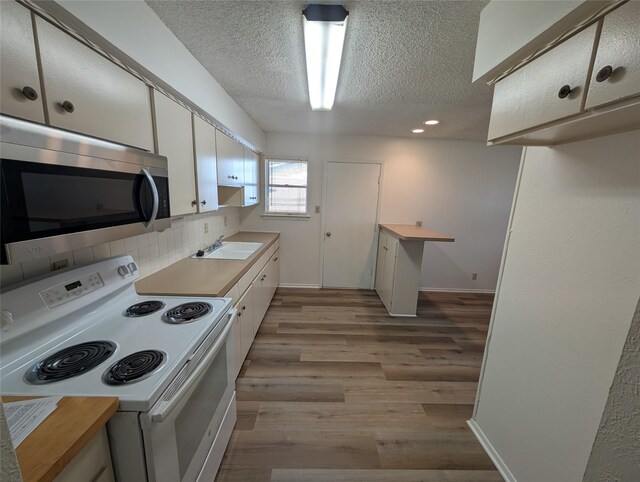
[{"x1": 39, "y1": 272, "x2": 105, "y2": 309}]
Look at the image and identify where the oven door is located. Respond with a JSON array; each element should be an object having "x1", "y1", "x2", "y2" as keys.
[{"x1": 140, "y1": 309, "x2": 237, "y2": 482}]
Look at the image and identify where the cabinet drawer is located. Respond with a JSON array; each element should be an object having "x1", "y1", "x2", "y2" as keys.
[
  {"x1": 488, "y1": 23, "x2": 598, "y2": 141},
  {"x1": 225, "y1": 283, "x2": 240, "y2": 306},
  {"x1": 585, "y1": 1, "x2": 640, "y2": 110},
  {"x1": 35, "y1": 18, "x2": 154, "y2": 151},
  {"x1": 54, "y1": 428, "x2": 114, "y2": 482}
]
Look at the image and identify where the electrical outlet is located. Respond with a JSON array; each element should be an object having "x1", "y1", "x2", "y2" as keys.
[
  {"x1": 224, "y1": 216, "x2": 228, "y2": 227},
  {"x1": 204, "y1": 223, "x2": 209, "y2": 234},
  {"x1": 52, "y1": 259, "x2": 69, "y2": 271},
  {"x1": 472, "y1": 272, "x2": 478, "y2": 280},
  {"x1": 416, "y1": 221, "x2": 423, "y2": 227}
]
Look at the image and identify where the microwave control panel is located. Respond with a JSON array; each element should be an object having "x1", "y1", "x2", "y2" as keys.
[{"x1": 39, "y1": 273, "x2": 104, "y2": 309}]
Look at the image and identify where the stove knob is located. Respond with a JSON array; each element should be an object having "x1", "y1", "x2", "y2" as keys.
[
  {"x1": 128, "y1": 262, "x2": 138, "y2": 273},
  {"x1": 117, "y1": 265, "x2": 130, "y2": 277}
]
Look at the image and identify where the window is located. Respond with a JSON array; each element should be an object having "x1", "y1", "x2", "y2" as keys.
[{"x1": 265, "y1": 159, "x2": 308, "y2": 215}]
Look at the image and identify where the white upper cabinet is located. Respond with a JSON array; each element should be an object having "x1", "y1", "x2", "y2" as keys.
[
  {"x1": 585, "y1": 1, "x2": 640, "y2": 110},
  {"x1": 153, "y1": 91, "x2": 197, "y2": 217},
  {"x1": 193, "y1": 115, "x2": 219, "y2": 213},
  {"x1": 243, "y1": 149, "x2": 259, "y2": 206},
  {"x1": 0, "y1": 2, "x2": 45, "y2": 123},
  {"x1": 488, "y1": 23, "x2": 597, "y2": 141},
  {"x1": 35, "y1": 17, "x2": 154, "y2": 151},
  {"x1": 216, "y1": 131, "x2": 244, "y2": 187}
]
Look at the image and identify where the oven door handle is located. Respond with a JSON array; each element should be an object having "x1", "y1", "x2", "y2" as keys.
[
  {"x1": 140, "y1": 168, "x2": 159, "y2": 228},
  {"x1": 149, "y1": 309, "x2": 235, "y2": 423}
]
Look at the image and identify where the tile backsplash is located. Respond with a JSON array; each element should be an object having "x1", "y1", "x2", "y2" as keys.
[{"x1": 0, "y1": 207, "x2": 240, "y2": 290}]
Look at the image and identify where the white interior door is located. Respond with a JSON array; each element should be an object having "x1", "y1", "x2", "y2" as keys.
[{"x1": 322, "y1": 162, "x2": 381, "y2": 288}]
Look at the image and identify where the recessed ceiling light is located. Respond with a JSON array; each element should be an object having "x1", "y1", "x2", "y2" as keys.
[
  {"x1": 411, "y1": 128, "x2": 424, "y2": 134},
  {"x1": 424, "y1": 120, "x2": 439, "y2": 125}
]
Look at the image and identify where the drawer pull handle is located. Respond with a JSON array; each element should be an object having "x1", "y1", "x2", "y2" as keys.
[
  {"x1": 557, "y1": 85, "x2": 572, "y2": 99},
  {"x1": 595, "y1": 65, "x2": 613, "y2": 83},
  {"x1": 61, "y1": 100, "x2": 75, "y2": 113},
  {"x1": 21, "y1": 86, "x2": 38, "y2": 101}
]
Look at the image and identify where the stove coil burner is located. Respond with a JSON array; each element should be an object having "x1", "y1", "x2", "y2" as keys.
[
  {"x1": 124, "y1": 300, "x2": 166, "y2": 317},
  {"x1": 103, "y1": 350, "x2": 165, "y2": 385},
  {"x1": 25, "y1": 341, "x2": 116, "y2": 384},
  {"x1": 162, "y1": 302, "x2": 213, "y2": 324}
]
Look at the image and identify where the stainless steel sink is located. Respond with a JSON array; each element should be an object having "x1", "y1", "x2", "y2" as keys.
[{"x1": 192, "y1": 242, "x2": 263, "y2": 260}]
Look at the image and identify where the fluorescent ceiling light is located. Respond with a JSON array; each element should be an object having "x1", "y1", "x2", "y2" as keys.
[
  {"x1": 411, "y1": 128, "x2": 425, "y2": 134},
  {"x1": 424, "y1": 120, "x2": 439, "y2": 125},
  {"x1": 303, "y1": 5, "x2": 349, "y2": 111}
]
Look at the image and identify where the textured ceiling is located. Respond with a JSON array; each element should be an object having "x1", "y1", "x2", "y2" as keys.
[{"x1": 146, "y1": 0, "x2": 492, "y2": 140}]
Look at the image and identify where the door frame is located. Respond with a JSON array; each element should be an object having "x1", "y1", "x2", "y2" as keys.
[{"x1": 319, "y1": 158, "x2": 385, "y2": 289}]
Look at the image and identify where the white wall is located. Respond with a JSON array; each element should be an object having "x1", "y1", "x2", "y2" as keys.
[
  {"x1": 0, "y1": 208, "x2": 240, "y2": 290},
  {"x1": 471, "y1": 130, "x2": 640, "y2": 482},
  {"x1": 45, "y1": 0, "x2": 266, "y2": 151},
  {"x1": 240, "y1": 132, "x2": 521, "y2": 290}
]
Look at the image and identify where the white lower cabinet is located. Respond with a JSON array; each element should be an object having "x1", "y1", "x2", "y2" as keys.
[
  {"x1": 375, "y1": 230, "x2": 423, "y2": 317},
  {"x1": 227, "y1": 245, "x2": 280, "y2": 377},
  {"x1": 54, "y1": 428, "x2": 114, "y2": 482}
]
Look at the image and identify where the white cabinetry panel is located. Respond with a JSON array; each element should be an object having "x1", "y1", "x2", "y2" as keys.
[
  {"x1": 488, "y1": 23, "x2": 597, "y2": 141},
  {"x1": 36, "y1": 17, "x2": 153, "y2": 150},
  {"x1": 585, "y1": 1, "x2": 640, "y2": 110},
  {"x1": 193, "y1": 115, "x2": 219, "y2": 213},
  {"x1": 0, "y1": 2, "x2": 44, "y2": 123},
  {"x1": 153, "y1": 91, "x2": 197, "y2": 217},
  {"x1": 216, "y1": 131, "x2": 243, "y2": 187},
  {"x1": 243, "y1": 149, "x2": 259, "y2": 206}
]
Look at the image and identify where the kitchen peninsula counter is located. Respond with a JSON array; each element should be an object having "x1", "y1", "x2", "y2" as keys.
[{"x1": 135, "y1": 231, "x2": 279, "y2": 297}]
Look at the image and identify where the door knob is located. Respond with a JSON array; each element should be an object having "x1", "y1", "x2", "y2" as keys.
[{"x1": 326, "y1": 232, "x2": 331, "y2": 237}]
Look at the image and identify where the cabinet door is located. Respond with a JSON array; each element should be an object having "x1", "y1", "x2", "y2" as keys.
[
  {"x1": 232, "y1": 308, "x2": 243, "y2": 378},
  {"x1": 35, "y1": 18, "x2": 154, "y2": 151},
  {"x1": 488, "y1": 23, "x2": 597, "y2": 141},
  {"x1": 216, "y1": 131, "x2": 243, "y2": 187},
  {"x1": 270, "y1": 251, "x2": 280, "y2": 299},
  {"x1": 154, "y1": 91, "x2": 197, "y2": 216},
  {"x1": 237, "y1": 287, "x2": 255, "y2": 362},
  {"x1": 243, "y1": 149, "x2": 259, "y2": 206},
  {"x1": 193, "y1": 115, "x2": 219, "y2": 212},
  {"x1": 381, "y1": 235, "x2": 398, "y2": 311},
  {"x1": 374, "y1": 232, "x2": 387, "y2": 294},
  {"x1": 1, "y1": 2, "x2": 45, "y2": 123},
  {"x1": 253, "y1": 264, "x2": 269, "y2": 333},
  {"x1": 585, "y1": 2, "x2": 640, "y2": 110}
]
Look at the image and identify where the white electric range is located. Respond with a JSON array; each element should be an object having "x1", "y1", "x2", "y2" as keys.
[{"x1": 0, "y1": 256, "x2": 238, "y2": 482}]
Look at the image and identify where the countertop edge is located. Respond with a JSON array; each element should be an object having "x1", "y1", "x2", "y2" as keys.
[{"x1": 379, "y1": 224, "x2": 455, "y2": 242}]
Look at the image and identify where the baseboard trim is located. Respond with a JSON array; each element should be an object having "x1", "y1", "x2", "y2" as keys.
[
  {"x1": 467, "y1": 418, "x2": 516, "y2": 482},
  {"x1": 420, "y1": 288, "x2": 496, "y2": 294},
  {"x1": 276, "y1": 283, "x2": 321, "y2": 289}
]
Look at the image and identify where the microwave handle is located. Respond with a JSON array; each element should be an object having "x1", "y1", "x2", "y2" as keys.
[
  {"x1": 141, "y1": 168, "x2": 159, "y2": 228},
  {"x1": 149, "y1": 309, "x2": 236, "y2": 423}
]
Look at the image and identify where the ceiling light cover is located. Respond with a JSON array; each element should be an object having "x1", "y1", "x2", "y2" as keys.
[
  {"x1": 411, "y1": 128, "x2": 424, "y2": 133},
  {"x1": 303, "y1": 5, "x2": 349, "y2": 111},
  {"x1": 424, "y1": 120, "x2": 439, "y2": 125}
]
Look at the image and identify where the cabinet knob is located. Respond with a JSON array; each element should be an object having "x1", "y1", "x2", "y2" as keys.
[
  {"x1": 61, "y1": 100, "x2": 75, "y2": 113},
  {"x1": 191, "y1": 200, "x2": 197, "y2": 207},
  {"x1": 557, "y1": 85, "x2": 572, "y2": 99},
  {"x1": 201, "y1": 200, "x2": 207, "y2": 205},
  {"x1": 238, "y1": 312, "x2": 242, "y2": 317},
  {"x1": 242, "y1": 306, "x2": 246, "y2": 311},
  {"x1": 595, "y1": 65, "x2": 613, "y2": 83},
  {"x1": 21, "y1": 86, "x2": 38, "y2": 101},
  {"x1": 325, "y1": 232, "x2": 331, "y2": 237},
  {"x1": 274, "y1": 257, "x2": 278, "y2": 262}
]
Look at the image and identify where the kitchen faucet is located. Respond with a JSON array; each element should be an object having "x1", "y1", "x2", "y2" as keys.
[{"x1": 206, "y1": 235, "x2": 224, "y2": 253}]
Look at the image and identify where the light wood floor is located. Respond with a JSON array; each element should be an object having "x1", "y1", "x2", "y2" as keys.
[{"x1": 215, "y1": 289, "x2": 501, "y2": 482}]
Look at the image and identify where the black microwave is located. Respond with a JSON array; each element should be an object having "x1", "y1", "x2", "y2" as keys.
[{"x1": 0, "y1": 115, "x2": 171, "y2": 264}]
